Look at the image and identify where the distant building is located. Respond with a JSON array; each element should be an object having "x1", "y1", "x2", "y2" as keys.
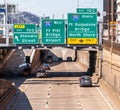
[
  {"x1": 103, "y1": 0, "x2": 111, "y2": 25},
  {"x1": 103, "y1": 0, "x2": 116, "y2": 27},
  {"x1": 103, "y1": 0, "x2": 117, "y2": 41}
]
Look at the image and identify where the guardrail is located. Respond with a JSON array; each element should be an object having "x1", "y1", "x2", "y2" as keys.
[{"x1": 0, "y1": 79, "x2": 16, "y2": 110}]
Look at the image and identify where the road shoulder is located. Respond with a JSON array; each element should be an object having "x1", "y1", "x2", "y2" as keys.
[{"x1": 99, "y1": 79, "x2": 120, "y2": 110}]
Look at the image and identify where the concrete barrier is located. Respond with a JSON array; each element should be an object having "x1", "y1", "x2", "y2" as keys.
[
  {"x1": 0, "y1": 79, "x2": 16, "y2": 110},
  {"x1": 100, "y1": 39, "x2": 120, "y2": 101},
  {"x1": 30, "y1": 50, "x2": 42, "y2": 74}
]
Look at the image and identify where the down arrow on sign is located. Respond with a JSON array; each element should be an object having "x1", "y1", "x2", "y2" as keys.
[{"x1": 79, "y1": 39, "x2": 84, "y2": 42}]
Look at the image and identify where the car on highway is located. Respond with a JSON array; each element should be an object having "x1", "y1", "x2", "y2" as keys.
[
  {"x1": 18, "y1": 63, "x2": 31, "y2": 76},
  {"x1": 46, "y1": 56, "x2": 53, "y2": 63},
  {"x1": 58, "y1": 57, "x2": 63, "y2": 62},
  {"x1": 67, "y1": 56, "x2": 72, "y2": 62},
  {"x1": 42, "y1": 64, "x2": 50, "y2": 70},
  {"x1": 36, "y1": 68, "x2": 47, "y2": 78},
  {"x1": 79, "y1": 75, "x2": 92, "y2": 87}
]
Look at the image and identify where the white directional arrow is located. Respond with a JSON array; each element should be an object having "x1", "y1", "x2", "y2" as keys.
[{"x1": 15, "y1": 36, "x2": 19, "y2": 41}]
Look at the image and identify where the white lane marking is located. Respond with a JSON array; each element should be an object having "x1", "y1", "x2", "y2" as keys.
[
  {"x1": 96, "y1": 87, "x2": 114, "y2": 110},
  {"x1": 46, "y1": 102, "x2": 48, "y2": 108}
]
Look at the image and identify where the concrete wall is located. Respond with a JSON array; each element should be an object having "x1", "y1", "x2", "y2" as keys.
[
  {"x1": 77, "y1": 50, "x2": 90, "y2": 71},
  {"x1": 0, "y1": 79, "x2": 16, "y2": 110},
  {"x1": 100, "y1": 40, "x2": 120, "y2": 99},
  {"x1": 0, "y1": 49, "x2": 13, "y2": 68},
  {"x1": 102, "y1": 48, "x2": 120, "y2": 98},
  {"x1": 77, "y1": 50, "x2": 97, "y2": 74},
  {"x1": 30, "y1": 49, "x2": 48, "y2": 74},
  {"x1": 0, "y1": 49, "x2": 25, "y2": 76},
  {"x1": 30, "y1": 49, "x2": 41, "y2": 74}
]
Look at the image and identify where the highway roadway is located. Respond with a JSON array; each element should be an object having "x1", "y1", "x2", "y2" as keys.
[{"x1": 6, "y1": 62, "x2": 119, "y2": 110}]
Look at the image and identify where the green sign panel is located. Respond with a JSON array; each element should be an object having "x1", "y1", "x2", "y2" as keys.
[
  {"x1": 77, "y1": 8, "x2": 97, "y2": 13},
  {"x1": 42, "y1": 19, "x2": 65, "y2": 44},
  {"x1": 14, "y1": 33, "x2": 39, "y2": 44},
  {"x1": 67, "y1": 9, "x2": 97, "y2": 44},
  {"x1": 14, "y1": 24, "x2": 39, "y2": 44},
  {"x1": 14, "y1": 24, "x2": 36, "y2": 32}
]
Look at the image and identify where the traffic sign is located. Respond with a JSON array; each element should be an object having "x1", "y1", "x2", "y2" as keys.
[
  {"x1": 14, "y1": 24, "x2": 39, "y2": 44},
  {"x1": 76, "y1": 8, "x2": 97, "y2": 13},
  {"x1": 67, "y1": 8, "x2": 97, "y2": 45},
  {"x1": 42, "y1": 19, "x2": 65, "y2": 44},
  {"x1": 14, "y1": 24, "x2": 36, "y2": 32},
  {"x1": 0, "y1": 9, "x2": 5, "y2": 13},
  {"x1": 14, "y1": 33, "x2": 39, "y2": 44}
]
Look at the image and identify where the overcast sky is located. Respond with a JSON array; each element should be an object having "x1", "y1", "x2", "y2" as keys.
[{"x1": 0, "y1": 0, "x2": 103, "y2": 20}]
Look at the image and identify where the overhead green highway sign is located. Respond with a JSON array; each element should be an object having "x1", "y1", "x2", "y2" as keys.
[
  {"x1": 14, "y1": 33, "x2": 39, "y2": 44},
  {"x1": 13, "y1": 24, "x2": 39, "y2": 44},
  {"x1": 42, "y1": 19, "x2": 65, "y2": 44},
  {"x1": 67, "y1": 8, "x2": 97, "y2": 45}
]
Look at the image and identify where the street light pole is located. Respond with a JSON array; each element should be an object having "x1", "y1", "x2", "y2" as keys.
[
  {"x1": 111, "y1": 0, "x2": 114, "y2": 43},
  {"x1": 4, "y1": 0, "x2": 6, "y2": 4},
  {"x1": 108, "y1": 0, "x2": 110, "y2": 40},
  {"x1": 77, "y1": 0, "x2": 79, "y2": 8},
  {"x1": 110, "y1": 0, "x2": 114, "y2": 75}
]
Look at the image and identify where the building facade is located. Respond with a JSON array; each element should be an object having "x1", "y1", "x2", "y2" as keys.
[
  {"x1": 103, "y1": 0, "x2": 119, "y2": 42},
  {"x1": 116, "y1": 0, "x2": 120, "y2": 42}
]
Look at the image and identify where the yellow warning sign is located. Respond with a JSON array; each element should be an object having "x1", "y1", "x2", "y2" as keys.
[
  {"x1": 67, "y1": 38, "x2": 98, "y2": 44},
  {"x1": 14, "y1": 24, "x2": 25, "y2": 28}
]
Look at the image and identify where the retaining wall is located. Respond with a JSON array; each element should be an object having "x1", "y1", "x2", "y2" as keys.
[
  {"x1": 0, "y1": 79, "x2": 16, "y2": 110},
  {"x1": 101, "y1": 40, "x2": 120, "y2": 99}
]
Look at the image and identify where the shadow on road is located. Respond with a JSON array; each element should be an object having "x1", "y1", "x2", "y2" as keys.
[{"x1": 47, "y1": 71, "x2": 88, "y2": 77}]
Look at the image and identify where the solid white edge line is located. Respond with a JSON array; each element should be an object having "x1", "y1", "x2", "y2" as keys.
[{"x1": 96, "y1": 87, "x2": 114, "y2": 110}]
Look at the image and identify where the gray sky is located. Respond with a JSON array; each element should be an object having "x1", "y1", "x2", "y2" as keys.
[{"x1": 0, "y1": 0, "x2": 103, "y2": 20}]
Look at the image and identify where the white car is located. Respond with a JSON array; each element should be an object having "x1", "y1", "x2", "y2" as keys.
[
  {"x1": 19, "y1": 63, "x2": 31, "y2": 76},
  {"x1": 36, "y1": 68, "x2": 47, "y2": 78},
  {"x1": 79, "y1": 76, "x2": 92, "y2": 87}
]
